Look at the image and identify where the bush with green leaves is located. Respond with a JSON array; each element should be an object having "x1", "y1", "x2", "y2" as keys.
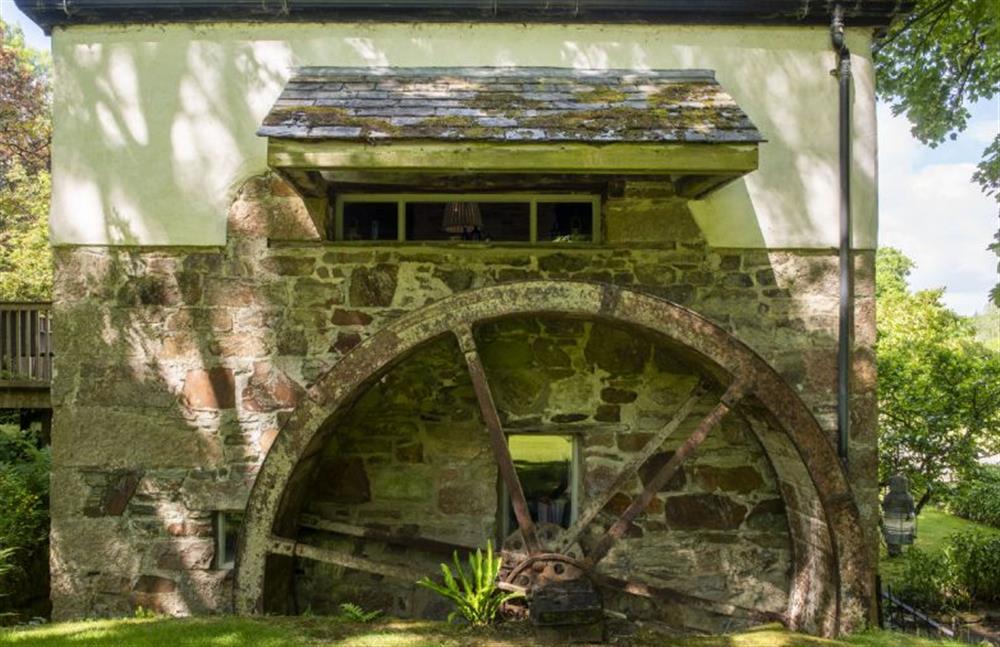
[
  {"x1": 416, "y1": 541, "x2": 521, "y2": 627},
  {"x1": 892, "y1": 531, "x2": 1000, "y2": 611},
  {"x1": 946, "y1": 466, "x2": 1000, "y2": 528},
  {"x1": 948, "y1": 531, "x2": 1000, "y2": 603},
  {"x1": 0, "y1": 425, "x2": 50, "y2": 609},
  {"x1": 891, "y1": 547, "x2": 964, "y2": 611}
]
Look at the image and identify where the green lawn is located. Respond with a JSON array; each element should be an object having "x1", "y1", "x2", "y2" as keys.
[
  {"x1": 0, "y1": 618, "x2": 969, "y2": 647},
  {"x1": 879, "y1": 507, "x2": 1000, "y2": 585}
]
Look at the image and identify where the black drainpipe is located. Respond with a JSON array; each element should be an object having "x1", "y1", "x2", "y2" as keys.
[{"x1": 832, "y1": 4, "x2": 853, "y2": 466}]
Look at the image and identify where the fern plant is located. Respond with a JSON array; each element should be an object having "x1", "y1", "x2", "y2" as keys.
[
  {"x1": 338, "y1": 602, "x2": 382, "y2": 623},
  {"x1": 416, "y1": 541, "x2": 521, "y2": 627},
  {"x1": 0, "y1": 546, "x2": 17, "y2": 587}
]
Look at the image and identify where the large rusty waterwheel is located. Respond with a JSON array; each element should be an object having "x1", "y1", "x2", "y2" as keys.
[{"x1": 234, "y1": 281, "x2": 872, "y2": 638}]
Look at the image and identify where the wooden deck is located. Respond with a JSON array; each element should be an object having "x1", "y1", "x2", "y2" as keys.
[{"x1": 0, "y1": 303, "x2": 52, "y2": 410}]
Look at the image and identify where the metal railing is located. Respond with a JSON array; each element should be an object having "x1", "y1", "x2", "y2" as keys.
[
  {"x1": 0, "y1": 303, "x2": 53, "y2": 386},
  {"x1": 883, "y1": 586, "x2": 999, "y2": 645}
]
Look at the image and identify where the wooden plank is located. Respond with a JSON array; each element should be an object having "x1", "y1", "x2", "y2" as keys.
[
  {"x1": 555, "y1": 385, "x2": 704, "y2": 552},
  {"x1": 1, "y1": 310, "x2": 7, "y2": 375},
  {"x1": 267, "y1": 535, "x2": 426, "y2": 582},
  {"x1": 593, "y1": 572, "x2": 787, "y2": 625},
  {"x1": 14, "y1": 309, "x2": 22, "y2": 378},
  {"x1": 269, "y1": 140, "x2": 759, "y2": 175},
  {"x1": 674, "y1": 173, "x2": 743, "y2": 199},
  {"x1": 0, "y1": 389, "x2": 51, "y2": 410},
  {"x1": 0, "y1": 304, "x2": 52, "y2": 386},
  {"x1": 32, "y1": 310, "x2": 41, "y2": 380},
  {"x1": 584, "y1": 378, "x2": 750, "y2": 567},
  {"x1": 454, "y1": 323, "x2": 541, "y2": 554},
  {"x1": 298, "y1": 514, "x2": 477, "y2": 553}
]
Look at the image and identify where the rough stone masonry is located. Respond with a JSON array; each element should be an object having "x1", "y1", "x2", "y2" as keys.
[{"x1": 48, "y1": 174, "x2": 876, "y2": 633}]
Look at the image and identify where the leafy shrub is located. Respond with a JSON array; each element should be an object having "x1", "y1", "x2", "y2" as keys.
[
  {"x1": 0, "y1": 547, "x2": 16, "y2": 582},
  {"x1": 946, "y1": 466, "x2": 1000, "y2": 528},
  {"x1": 133, "y1": 606, "x2": 158, "y2": 619},
  {"x1": 0, "y1": 426, "x2": 50, "y2": 608},
  {"x1": 893, "y1": 532, "x2": 1000, "y2": 611},
  {"x1": 338, "y1": 602, "x2": 382, "y2": 623},
  {"x1": 891, "y1": 548, "x2": 964, "y2": 611},
  {"x1": 417, "y1": 541, "x2": 521, "y2": 627},
  {"x1": 948, "y1": 531, "x2": 1000, "y2": 603}
]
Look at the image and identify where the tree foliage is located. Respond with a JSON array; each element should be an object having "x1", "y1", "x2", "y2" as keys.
[
  {"x1": 0, "y1": 20, "x2": 51, "y2": 302},
  {"x1": 0, "y1": 163, "x2": 51, "y2": 301},
  {"x1": 877, "y1": 248, "x2": 1000, "y2": 508},
  {"x1": 875, "y1": 0, "x2": 999, "y2": 195},
  {"x1": 874, "y1": 0, "x2": 1000, "y2": 305},
  {"x1": 0, "y1": 21, "x2": 49, "y2": 177}
]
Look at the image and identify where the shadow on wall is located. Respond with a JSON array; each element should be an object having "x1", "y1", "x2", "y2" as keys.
[
  {"x1": 48, "y1": 176, "x2": 319, "y2": 617},
  {"x1": 53, "y1": 36, "x2": 287, "y2": 244},
  {"x1": 51, "y1": 24, "x2": 875, "y2": 247}
]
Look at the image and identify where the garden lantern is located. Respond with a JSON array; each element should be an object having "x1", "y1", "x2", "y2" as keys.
[{"x1": 882, "y1": 474, "x2": 916, "y2": 556}]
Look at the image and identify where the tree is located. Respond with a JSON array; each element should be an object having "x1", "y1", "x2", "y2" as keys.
[
  {"x1": 0, "y1": 20, "x2": 51, "y2": 301},
  {"x1": 877, "y1": 248, "x2": 1000, "y2": 511},
  {"x1": 971, "y1": 301, "x2": 1000, "y2": 351},
  {"x1": 874, "y1": 0, "x2": 1000, "y2": 305},
  {"x1": 0, "y1": 163, "x2": 51, "y2": 301}
]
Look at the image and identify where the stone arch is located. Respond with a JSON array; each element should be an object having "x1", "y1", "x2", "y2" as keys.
[{"x1": 233, "y1": 281, "x2": 871, "y2": 636}]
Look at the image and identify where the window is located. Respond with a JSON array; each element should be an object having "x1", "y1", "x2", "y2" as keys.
[
  {"x1": 214, "y1": 511, "x2": 243, "y2": 570},
  {"x1": 342, "y1": 202, "x2": 398, "y2": 241},
  {"x1": 333, "y1": 194, "x2": 600, "y2": 243},
  {"x1": 502, "y1": 434, "x2": 580, "y2": 537}
]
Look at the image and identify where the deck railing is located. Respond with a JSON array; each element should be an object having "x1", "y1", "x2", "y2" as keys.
[{"x1": 0, "y1": 303, "x2": 53, "y2": 386}]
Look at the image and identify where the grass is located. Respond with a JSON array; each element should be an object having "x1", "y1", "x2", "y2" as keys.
[
  {"x1": 879, "y1": 507, "x2": 1000, "y2": 584},
  {"x1": 7, "y1": 510, "x2": 992, "y2": 647},
  {"x1": 0, "y1": 618, "x2": 970, "y2": 647}
]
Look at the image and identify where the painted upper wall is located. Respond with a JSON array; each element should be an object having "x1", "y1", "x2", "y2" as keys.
[{"x1": 50, "y1": 22, "x2": 877, "y2": 249}]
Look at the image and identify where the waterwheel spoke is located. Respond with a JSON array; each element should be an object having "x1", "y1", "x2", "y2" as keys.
[
  {"x1": 555, "y1": 383, "x2": 705, "y2": 553},
  {"x1": 593, "y1": 572, "x2": 786, "y2": 626},
  {"x1": 584, "y1": 378, "x2": 751, "y2": 568},
  {"x1": 453, "y1": 324, "x2": 542, "y2": 554},
  {"x1": 298, "y1": 514, "x2": 478, "y2": 555},
  {"x1": 266, "y1": 535, "x2": 426, "y2": 582}
]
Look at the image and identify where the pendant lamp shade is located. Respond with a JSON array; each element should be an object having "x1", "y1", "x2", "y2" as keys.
[{"x1": 442, "y1": 202, "x2": 483, "y2": 234}]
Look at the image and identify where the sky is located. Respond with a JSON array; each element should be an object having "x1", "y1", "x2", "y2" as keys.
[{"x1": 2, "y1": 1, "x2": 998, "y2": 315}]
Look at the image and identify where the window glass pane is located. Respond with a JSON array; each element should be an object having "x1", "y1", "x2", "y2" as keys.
[
  {"x1": 537, "y1": 202, "x2": 594, "y2": 243},
  {"x1": 406, "y1": 202, "x2": 530, "y2": 242},
  {"x1": 508, "y1": 435, "x2": 574, "y2": 529},
  {"x1": 342, "y1": 202, "x2": 398, "y2": 241},
  {"x1": 216, "y1": 511, "x2": 243, "y2": 569}
]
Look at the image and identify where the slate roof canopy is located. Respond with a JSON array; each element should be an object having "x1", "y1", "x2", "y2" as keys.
[{"x1": 258, "y1": 67, "x2": 763, "y2": 144}]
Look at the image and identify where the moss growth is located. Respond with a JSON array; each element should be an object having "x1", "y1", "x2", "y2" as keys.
[
  {"x1": 414, "y1": 115, "x2": 480, "y2": 129},
  {"x1": 262, "y1": 106, "x2": 401, "y2": 136},
  {"x1": 467, "y1": 91, "x2": 547, "y2": 114},
  {"x1": 398, "y1": 115, "x2": 506, "y2": 139},
  {"x1": 520, "y1": 105, "x2": 729, "y2": 133},
  {"x1": 575, "y1": 86, "x2": 629, "y2": 104},
  {"x1": 648, "y1": 82, "x2": 717, "y2": 106}
]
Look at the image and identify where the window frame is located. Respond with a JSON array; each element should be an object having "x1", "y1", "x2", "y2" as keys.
[
  {"x1": 500, "y1": 431, "x2": 582, "y2": 539},
  {"x1": 214, "y1": 511, "x2": 243, "y2": 570},
  {"x1": 332, "y1": 193, "x2": 602, "y2": 244}
]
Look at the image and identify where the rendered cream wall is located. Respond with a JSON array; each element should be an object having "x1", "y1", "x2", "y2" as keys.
[{"x1": 50, "y1": 22, "x2": 877, "y2": 248}]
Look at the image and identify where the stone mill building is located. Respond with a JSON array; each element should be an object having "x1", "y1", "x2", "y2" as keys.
[{"x1": 13, "y1": 0, "x2": 902, "y2": 638}]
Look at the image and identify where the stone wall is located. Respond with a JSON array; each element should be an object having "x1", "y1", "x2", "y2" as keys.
[{"x1": 48, "y1": 174, "x2": 876, "y2": 627}]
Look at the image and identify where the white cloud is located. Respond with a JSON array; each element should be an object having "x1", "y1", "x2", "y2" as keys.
[
  {"x1": 968, "y1": 119, "x2": 998, "y2": 145},
  {"x1": 878, "y1": 103, "x2": 998, "y2": 315}
]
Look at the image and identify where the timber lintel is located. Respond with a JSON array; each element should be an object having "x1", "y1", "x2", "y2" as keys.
[{"x1": 267, "y1": 140, "x2": 759, "y2": 178}]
